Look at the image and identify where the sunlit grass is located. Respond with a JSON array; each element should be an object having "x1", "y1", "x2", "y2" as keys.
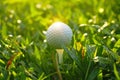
[{"x1": 0, "y1": 0, "x2": 120, "y2": 80}]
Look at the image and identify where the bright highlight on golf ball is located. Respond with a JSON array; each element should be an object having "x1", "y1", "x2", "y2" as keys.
[{"x1": 46, "y1": 22, "x2": 73, "y2": 49}]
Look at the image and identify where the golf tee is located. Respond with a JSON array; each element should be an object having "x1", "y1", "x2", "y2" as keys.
[{"x1": 56, "y1": 49, "x2": 64, "y2": 64}]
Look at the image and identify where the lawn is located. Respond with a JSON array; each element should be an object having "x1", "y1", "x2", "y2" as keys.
[{"x1": 0, "y1": 0, "x2": 120, "y2": 80}]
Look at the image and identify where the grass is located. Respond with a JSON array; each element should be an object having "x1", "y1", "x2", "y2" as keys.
[{"x1": 0, "y1": 0, "x2": 120, "y2": 80}]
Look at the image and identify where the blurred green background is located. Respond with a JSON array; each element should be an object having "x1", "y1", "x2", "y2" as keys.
[{"x1": 0, "y1": 0, "x2": 120, "y2": 80}]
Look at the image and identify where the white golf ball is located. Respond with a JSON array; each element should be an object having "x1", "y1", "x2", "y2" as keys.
[{"x1": 46, "y1": 22, "x2": 73, "y2": 49}]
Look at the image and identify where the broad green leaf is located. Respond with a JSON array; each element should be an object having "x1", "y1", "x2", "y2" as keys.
[
  {"x1": 34, "y1": 46, "x2": 40, "y2": 60},
  {"x1": 87, "y1": 67, "x2": 100, "y2": 80},
  {"x1": 113, "y1": 39, "x2": 120, "y2": 53},
  {"x1": 1, "y1": 24, "x2": 7, "y2": 39},
  {"x1": 113, "y1": 64, "x2": 120, "y2": 80}
]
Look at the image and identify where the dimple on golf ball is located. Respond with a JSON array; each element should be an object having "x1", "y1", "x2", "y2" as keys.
[{"x1": 46, "y1": 22, "x2": 73, "y2": 49}]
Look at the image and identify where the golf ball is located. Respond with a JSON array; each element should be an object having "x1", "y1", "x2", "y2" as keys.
[{"x1": 46, "y1": 22, "x2": 73, "y2": 49}]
